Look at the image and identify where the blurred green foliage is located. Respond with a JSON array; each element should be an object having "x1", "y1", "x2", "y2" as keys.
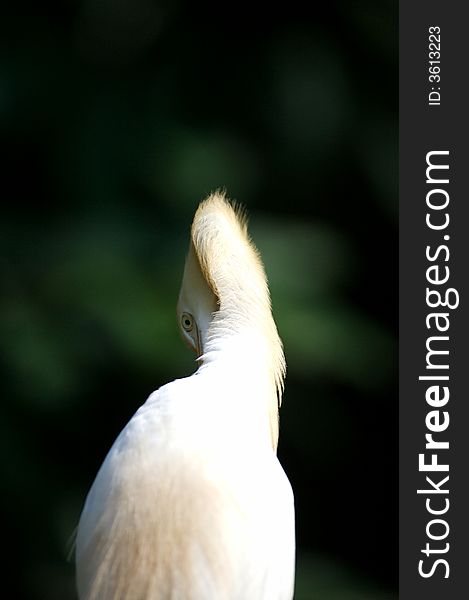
[{"x1": 1, "y1": 1, "x2": 396, "y2": 598}]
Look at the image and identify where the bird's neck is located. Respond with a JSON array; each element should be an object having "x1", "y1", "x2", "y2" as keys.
[
  {"x1": 199, "y1": 325, "x2": 281, "y2": 451},
  {"x1": 190, "y1": 200, "x2": 285, "y2": 451},
  {"x1": 191, "y1": 240, "x2": 285, "y2": 407}
]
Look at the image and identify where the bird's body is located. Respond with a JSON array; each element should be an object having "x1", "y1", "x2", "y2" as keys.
[{"x1": 75, "y1": 193, "x2": 295, "y2": 599}]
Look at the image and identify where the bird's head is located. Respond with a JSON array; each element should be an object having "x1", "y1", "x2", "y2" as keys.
[
  {"x1": 177, "y1": 240, "x2": 218, "y2": 357},
  {"x1": 177, "y1": 191, "x2": 285, "y2": 449}
]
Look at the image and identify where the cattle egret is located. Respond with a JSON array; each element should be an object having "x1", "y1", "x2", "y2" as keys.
[{"x1": 75, "y1": 192, "x2": 295, "y2": 599}]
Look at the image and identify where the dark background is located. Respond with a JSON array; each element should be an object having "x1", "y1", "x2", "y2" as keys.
[{"x1": 1, "y1": 2, "x2": 397, "y2": 598}]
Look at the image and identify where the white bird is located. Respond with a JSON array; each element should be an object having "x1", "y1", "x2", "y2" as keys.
[{"x1": 75, "y1": 192, "x2": 295, "y2": 600}]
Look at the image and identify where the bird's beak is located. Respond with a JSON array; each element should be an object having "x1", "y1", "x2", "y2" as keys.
[{"x1": 195, "y1": 326, "x2": 203, "y2": 359}]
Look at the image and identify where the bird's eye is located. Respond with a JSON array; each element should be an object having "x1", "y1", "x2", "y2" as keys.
[{"x1": 181, "y1": 312, "x2": 194, "y2": 332}]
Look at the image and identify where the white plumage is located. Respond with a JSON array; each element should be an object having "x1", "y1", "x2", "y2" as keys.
[{"x1": 75, "y1": 192, "x2": 295, "y2": 599}]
